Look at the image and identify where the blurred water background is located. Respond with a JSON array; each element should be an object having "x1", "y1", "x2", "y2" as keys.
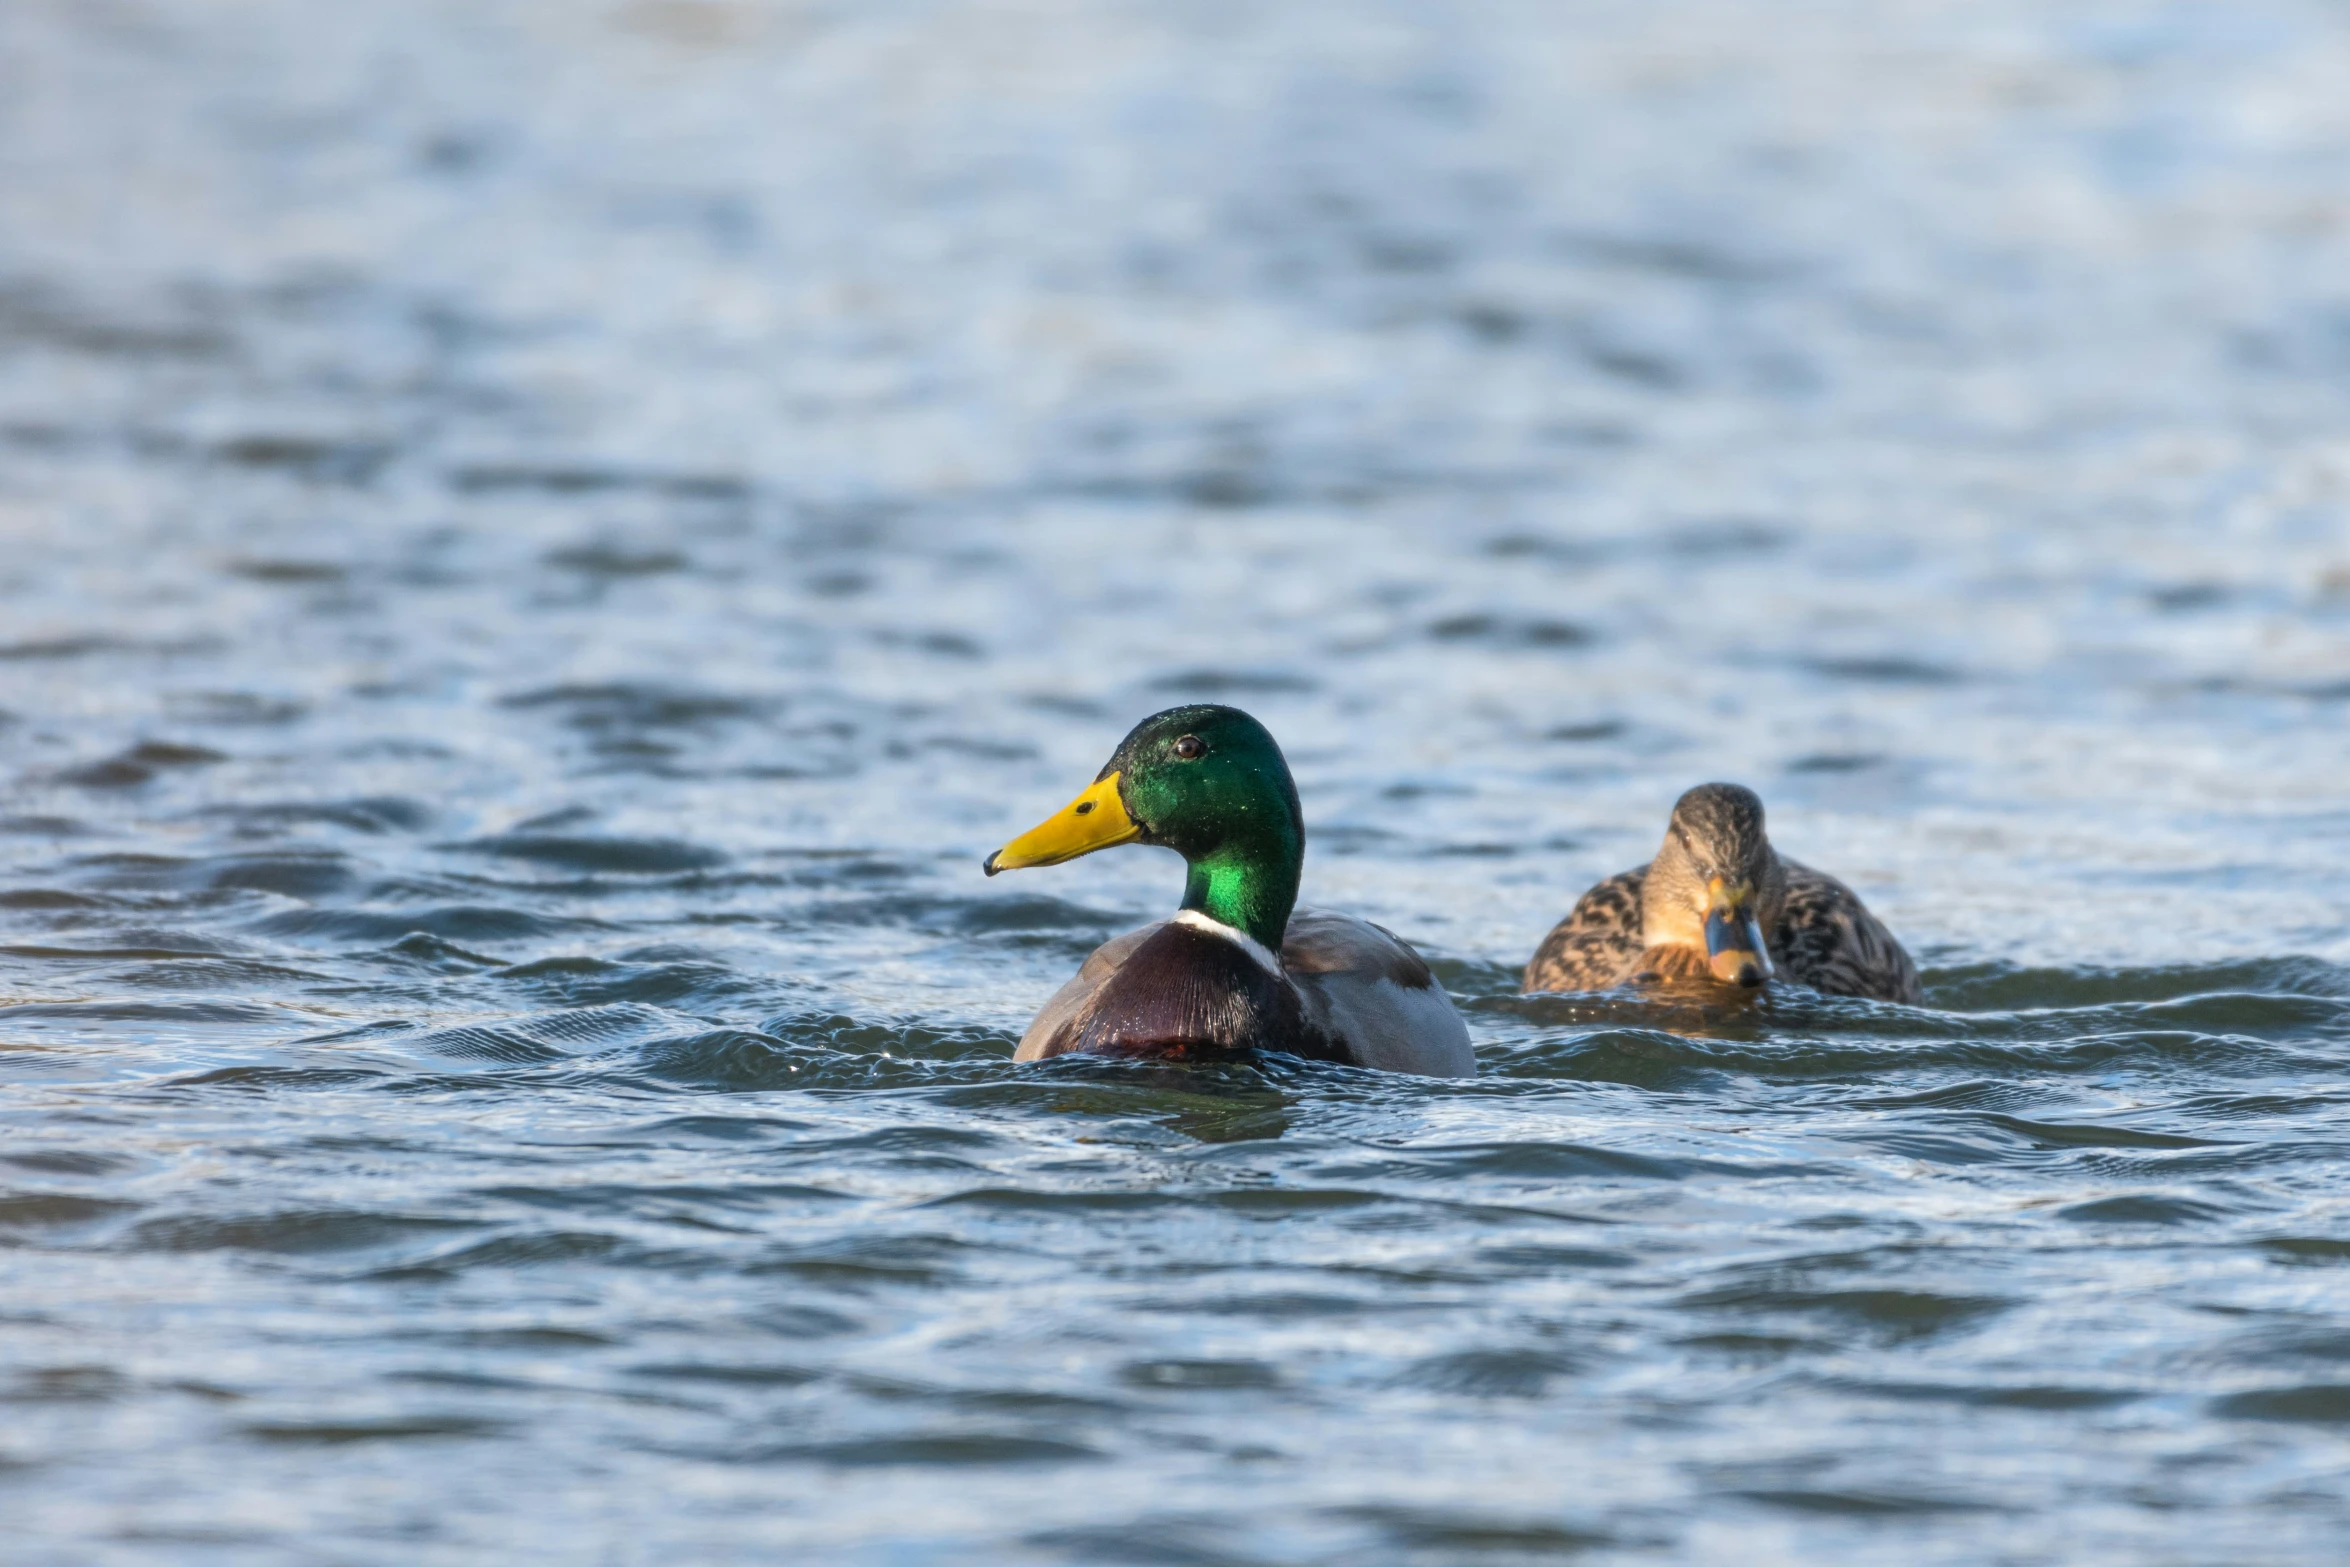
[{"x1": 4, "y1": 1, "x2": 2350, "y2": 1561}]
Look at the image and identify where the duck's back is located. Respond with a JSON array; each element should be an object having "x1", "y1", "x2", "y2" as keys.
[
  {"x1": 1280, "y1": 909, "x2": 1475, "y2": 1076},
  {"x1": 1522, "y1": 867, "x2": 1648, "y2": 993},
  {"x1": 1772, "y1": 860, "x2": 1921, "y2": 1003}
]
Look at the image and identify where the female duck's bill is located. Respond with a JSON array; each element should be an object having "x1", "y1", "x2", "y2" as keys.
[
  {"x1": 985, "y1": 705, "x2": 1476, "y2": 1076},
  {"x1": 1700, "y1": 876, "x2": 1775, "y2": 988}
]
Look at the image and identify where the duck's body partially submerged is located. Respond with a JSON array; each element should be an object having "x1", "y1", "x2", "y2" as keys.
[
  {"x1": 1015, "y1": 907, "x2": 1469, "y2": 1072},
  {"x1": 1523, "y1": 782, "x2": 1920, "y2": 1004},
  {"x1": 988, "y1": 705, "x2": 1475, "y2": 1076}
]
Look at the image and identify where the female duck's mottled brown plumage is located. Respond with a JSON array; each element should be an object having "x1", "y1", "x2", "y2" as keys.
[{"x1": 1523, "y1": 782, "x2": 1921, "y2": 1003}]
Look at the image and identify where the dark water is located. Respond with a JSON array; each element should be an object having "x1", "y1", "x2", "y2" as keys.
[{"x1": 6, "y1": 1, "x2": 2350, "y2": 1561}]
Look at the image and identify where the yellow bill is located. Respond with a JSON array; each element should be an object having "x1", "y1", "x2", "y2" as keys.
[{"x1": 983, "y1": 772, "x2": 1140, "y2": 875}]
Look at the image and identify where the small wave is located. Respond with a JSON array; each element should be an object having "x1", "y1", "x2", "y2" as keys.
[
  {"x1": 1804, "y1": 655, "x2": 1969, "y2": 685},
  {"x1": 52, "y1": 741, "x2": 226, "y2": 789},
  {"x1": 703, "y1": 1433, "x2": 1103, "y2": 1467},
  {"x1": 406, "y1": 1003, "x2": 693, "y2": 1064},
  {"x1": 1389, "y1": 1347, "x2": 1591, "y2": 1397},
  {"x1": 1727, "y1": 1486, "x2": 2001, "y2": 1517},
  {"x1": 805, "y1": 890, "x2": 1129, "y2": 937},
  {"x1": 452, "y1": 833, "x2": 726, "y2": 874},
  {"x1": 626, "y1": 1028, "x2": 832, "y2": 1088},
  {"x1": 0, "y1": 1193, "x2": 139, "y2": 1236},
  {"x1": 500, "y1": 953, "x2": 766, "y2": 1010},
  {"x1": 1480, "y1": 991, "x2": 2350, "y2": 1082},
  {"x1": 0, "y1": 998, "x2": 308, "y2": 1026},
  {"x1": 1679, "y1": 1281, "x2": 2012, "y2": 1346},
  {"x1": 2058, "y1": 1193, "x2": 2231, "y2": 1225},
  {"x1": 251, "y1": 905, "x2": 593, "y2": 944},
  {"x1": 195, "y1": 797, "x2": 433, "y2": 834},
  {"x1": 448, "y1": 464, "x2": 748, "y2": 501},
  {"x1": 1329, "y1": 1508, "x2": 1620, "y2": 1557},
  {"x1": 1928, "y1": 958, "x2": 2350, "y2": 1009},
  {"x1": 243, "y1": 1415, "x2": 508, "y2": 1445},
  {"x1": 1321, "y1": 1137, "x2": 1753, "y2": 1183},
  {"x1": 0, "y1": 889, "x2": 108, "y2": 910},
  {"x1": 126, "y1": 1209, "x2": 481, "y2": 1257},
  {"x1": 1424, "y1": 613, "x2": 1595, "y2": 649},
  {"x1": 497, "y1": 681, "x2": 776, "y2": 728},
  {"x1": 2210, "y1": 1385, "x2": 2350, "y2": 1424},
  {"x1": 1147, "y1": 667, "x2": 1321, "y2": 697}
]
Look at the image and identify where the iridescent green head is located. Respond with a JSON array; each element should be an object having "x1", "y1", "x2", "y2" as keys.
[{"x1": 984, "y1": 704, "x2": 1304, "y2": 950}]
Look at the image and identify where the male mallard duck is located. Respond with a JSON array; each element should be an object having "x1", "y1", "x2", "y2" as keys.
[
  {"x1": 984, "y1": 704, "x2": 1475, "y2": 1075},
  {"x1": 1523, "y1": 782, "x2": 1920, "y2": 1003}
]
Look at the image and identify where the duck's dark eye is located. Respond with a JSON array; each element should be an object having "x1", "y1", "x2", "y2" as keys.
[{"x1": 1172, "y1": 735, "x2": 1207, "y2": 760}]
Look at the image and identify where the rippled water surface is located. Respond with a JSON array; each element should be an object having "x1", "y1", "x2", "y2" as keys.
[{"x1": 6, "y1": 1, "x2": 2350, "y2": 1561}]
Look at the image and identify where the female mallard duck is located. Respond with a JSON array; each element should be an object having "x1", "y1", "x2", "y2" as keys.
[
  {"x1": 1523, "y1": 782, "x2": 1921, "y2": 1003},
  {"x1": 984, "y1": 704, "x2": 1475, "y2": 1075}
]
